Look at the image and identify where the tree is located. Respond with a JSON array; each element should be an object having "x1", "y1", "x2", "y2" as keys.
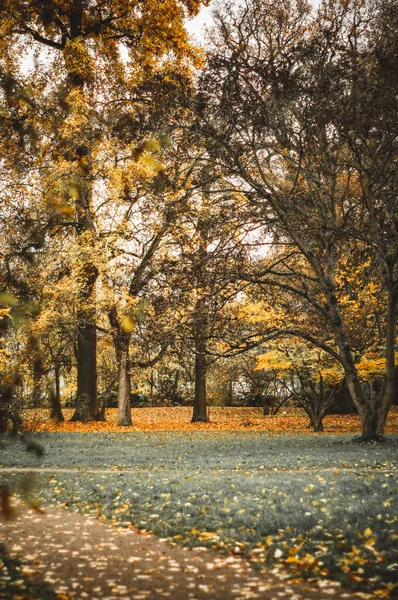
[
  {"x1": 165, "y1": 179, "x2": 251, "y2": 422},
  {"x1": 0, "y1": 0, "x2": 209, "y2": 421},
  {"x1": 193, "y1": 0, "x2": 397, "y2": 440},
  {"x1": 256, "y1": 341, "x2": 341, "y2": 432}
]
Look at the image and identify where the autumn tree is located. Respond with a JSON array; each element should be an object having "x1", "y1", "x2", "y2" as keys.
[
  {"x1": 256, "y1": 340, "x2": 341, "y2": 432},
  {"x1": 193, "y1": 0, "x2": 397, "y2": 440},
  {"x1": 0, "y1": 0, "x2": 209, "y2": 421},
  {"x1": 172, "y1": 195, "x2": 252, "y2": 422}
]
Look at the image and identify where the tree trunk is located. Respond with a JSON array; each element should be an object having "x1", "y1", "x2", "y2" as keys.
[
  {"x1": 172, "y1": 370, "x2": 180, "y2": 403},
  {"x1": 0, "y1": 385, "x2": 12, "y2": 433},
  {"x1": 303, "y1": 405, "x2": 324, "y2": 432},
  {"x1": 31, "y1": 359, "x2": 42, "y2": 408},
  {"x1": 227, "y1": 379, "x2": 233, "y2": 407},
  {"x1": 312, "y1": 416, "x2": 324, "y2": 432},
  {"x1": 117, "y1": 338, "x2": 132, "y2": 426},
  {"x1": 375, "y1": 268, "x2": 398, "y2": 437},
  {"x1": 99, "y1": 390, "x2": 107, "y2": 421},
  {"x1": 149, "y1": 370, "x2": 154, "y2": 404},
  {"x1": 326, "y1": 292, "x2": 384, "y2": 440},
  {"x1": 64, "y1": 30, "x2": 99, "y2": 422},
  {"x1": 50, "y1": 365, "x2": 64, "y2": 422},
  {"x1": 191, "y1": 338, "x2": 209, "y2": 423},
  {"x1": 71, "y1": 318, "x2": 98, "y2": 421}
]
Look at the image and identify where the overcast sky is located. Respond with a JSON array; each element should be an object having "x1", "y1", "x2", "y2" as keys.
[{"x1": 185, "y1": 1, "x2": 216, "y2": 42}]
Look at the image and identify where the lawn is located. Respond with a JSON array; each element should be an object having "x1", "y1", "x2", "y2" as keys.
[{"x1": 1, "y1": 430, "x2": 397, "y2": 597}]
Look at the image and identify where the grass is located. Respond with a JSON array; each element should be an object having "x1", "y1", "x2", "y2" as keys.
[{"x1": 1, "y1": 431, "x2": 397, "y2": 596}]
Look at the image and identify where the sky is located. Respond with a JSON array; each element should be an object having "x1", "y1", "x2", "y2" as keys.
[{"x1": 185, "y1": 1, "x2": 216, "y2": 42}]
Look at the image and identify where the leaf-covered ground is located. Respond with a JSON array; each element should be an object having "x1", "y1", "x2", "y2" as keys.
[
  {"x1": 20, "y1": 406, "x2": 398, "y2": 434},
  {"x1": 0, "y1": 542, "x2": 58, "y2": 600},
  {"x1": 1, "y1": 432, "x2": 397, "y2": 597}
]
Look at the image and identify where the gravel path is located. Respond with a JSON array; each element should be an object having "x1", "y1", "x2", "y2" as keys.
[{"x1": 0, "y1": 504, "x2": 354, "y2": 600}]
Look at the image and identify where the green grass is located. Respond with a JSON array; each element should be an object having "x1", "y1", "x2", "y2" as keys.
[{"x1": 1, "y1": 432, "x2": 397, "y2": 595}]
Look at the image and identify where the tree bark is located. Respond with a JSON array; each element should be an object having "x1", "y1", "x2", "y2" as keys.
[
  {"x1": 227, "y1": 379, "x2": 234, "y2": 407},
  {"x1": 191, "y1": 337, "x2": 209, "y2": 422},
  {"x1": 0, "y1": 386, "x2": 12, "y2": 433},
  {"x1": 50, "y1": 365, "x2": 64, "y2": 422},
  {"x1": 310, "y1": 415, "x2": 324, "y2": 432},
  {"x1": 71, "y1": 318, "x2": 98, "y2": 421},
  {"x1": 31, "y1": 359, "x2": 42, "y2": 408},
  {"x1": 64, "y1": 10, "x2": 99, "y2": 422},
  {"x1": 325, "y1": 289, "x2": 385, "y2": 440},
  {"x1": 375, "y1": 268, "x2": 398, "y2": 437},
  {"x1": 117, "y1": 337, "x2": 132, "y2": 426},
  {"x1": 109, "y1": 306, "x2": 133, "y2": 426}
]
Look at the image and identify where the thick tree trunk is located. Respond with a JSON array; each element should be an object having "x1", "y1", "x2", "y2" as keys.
[
  {"x1": 64, "y1": 39, "x2": 99, "y2": 422},
  {"x1": 358, "y1": 405, "x2": 379, "y2": 440},
  {"x1": 117, "y1": 339, "x2": 132, "y2": 426},
  {"x1": 375, "y1": 269, "x2": 398, "y2": 437},
  {"x1": 191, "y1": 338, "x2": 209, "y2": 423},
  {"x1": 71, "y1": 318, "x2": 98, "y2": 421},
  {"x1": 326, "y1": 292, "x2": 386, "y2": 441},
  {"x1": 50, "y1": 365, "x2": 64, "y2": 422}
]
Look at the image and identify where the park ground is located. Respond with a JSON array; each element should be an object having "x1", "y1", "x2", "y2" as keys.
[
  {"x1": 0, "y1": 407, "x2": 397, "y2": 599},
  {"x1": 18, "y1": 405, "x2": 398, "y2": 434}
]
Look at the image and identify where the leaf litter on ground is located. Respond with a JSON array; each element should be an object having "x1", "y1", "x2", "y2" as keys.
[{"x1": 1, "y1": 428, "x2": 397, "y2": 597}]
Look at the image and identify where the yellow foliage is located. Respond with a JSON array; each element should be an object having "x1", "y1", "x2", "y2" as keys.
[
  {"x1": 0, "y1": 292, "x2": 19, "y2": 307},
  {"x1": 356, "y1": 352, "x2": 398, "y2": 380},
  {"x1": 120, "y1": 315, "x2": 135, "y2": 334},
  {"x1": 256, "y1": 340, "x2": 343, "y2": 383},
  {"x1": 139, "y1": 154, "x2": 164, "y2": 174}
]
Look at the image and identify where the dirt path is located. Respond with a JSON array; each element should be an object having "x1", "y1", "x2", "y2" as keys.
[
  {"x1": 0, "y1": 504, "x2": 355, "y2": 600},
  {"x1": 0, "y1": 466, "x2": 395, "y2": 474}
]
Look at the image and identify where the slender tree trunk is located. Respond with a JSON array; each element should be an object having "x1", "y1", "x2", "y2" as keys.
[
  {"x1": 192, "y1": 338, "x2": 209, "y2": 423},
  {"x1": 172, "y1": 370, "x2": 180, "y2": 403},
  {"x1": 99, "y1": 389, "x2": 107, "y2": 420},
  {"x1": 117, "y1": 337, "x2": 132, "y2": 426},
  {"x1": 149, "y1": 370, "x2": 154, "y2": 404},
  {"x1": 0, "y1": 386, "x2": 12, "y2": 433},
  {"x1": 227, "y1": 379, "x2": 233, "y2": 407},
  {"x1": 109, "y1": 307, "x2": 133, "y2": 426},
  {"x1": 31, "y1": 360, "x2": 42, "y2": 408},
  {"x1": 50, "y1": 365, "x2": 64, "y2": 422}
]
